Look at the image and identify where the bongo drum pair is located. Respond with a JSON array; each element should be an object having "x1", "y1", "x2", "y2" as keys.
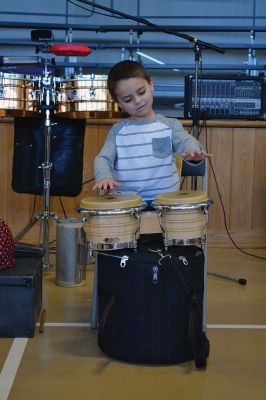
[
  {"x1": 78, "y1": 194, "x2": 146, "y2": 251},
  {"x1": 78, "y1": 191, "x2": 212, "y2": 251}
]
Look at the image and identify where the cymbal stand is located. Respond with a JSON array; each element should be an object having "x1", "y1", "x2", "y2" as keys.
[{"x1": 15, "y1": 62, "x2": 59, "y2": 271}]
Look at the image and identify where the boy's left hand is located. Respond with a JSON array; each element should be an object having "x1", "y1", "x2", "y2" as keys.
[{"x1": 181, "y1": 150, "x2": 213, "y2": 161}]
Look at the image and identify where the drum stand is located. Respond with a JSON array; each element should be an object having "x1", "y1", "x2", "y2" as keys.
[{"x1": 15, "y1": 65, "x2": 59, "y2": 271}]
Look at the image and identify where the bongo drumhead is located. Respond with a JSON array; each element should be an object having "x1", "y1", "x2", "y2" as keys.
[
  {"x1": 155, "y1": 190, "x2": 208, "y2": 205},
  {"x1": 80, "y1": 194, "x2": 143, "y2": 210}
]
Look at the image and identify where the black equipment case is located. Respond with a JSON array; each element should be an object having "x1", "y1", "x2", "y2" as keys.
[
  {"x1": 0, "y1": 254, "x2": 42, "y2": 338},
  {"x1": 97, "y1": 235, "x2": 209, "y2": 368}
]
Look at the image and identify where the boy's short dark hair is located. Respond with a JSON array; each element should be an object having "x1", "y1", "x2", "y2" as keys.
[{"x1": 107, "y1": 60, "x2": 151, "y2": 101}]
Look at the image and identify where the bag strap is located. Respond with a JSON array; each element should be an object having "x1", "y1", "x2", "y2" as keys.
[
  {"x1": 158, "y1": 251, "x2": 206, "y2": 368},
  {"x1": 98, "y1": 294, "x2": 116, "y2": 339}
]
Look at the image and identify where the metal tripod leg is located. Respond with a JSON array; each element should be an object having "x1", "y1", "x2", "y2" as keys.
[
  {"x1": 41, "y1": 211, "x2": 60, "y2": 271},
  {"x1": 15, "y1": 211, "x2": 59, "y2": 271},
  {"x1": 15, "y1": 213, "x2": 45, "y2": 242},
  {"x1": 15, "y1": 211, "x2": 58, "y2": 241},
  {"x1": 207, "y1": 271, "x2": 247, "y2": 285}
]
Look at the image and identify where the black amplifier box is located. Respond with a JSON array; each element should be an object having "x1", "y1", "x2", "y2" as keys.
[{"x1": 184, "y1": 75, "x2": 266, "y2": 120}]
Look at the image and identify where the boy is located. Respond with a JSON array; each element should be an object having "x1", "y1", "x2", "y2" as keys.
[{"x1": 93, "y1": 60, "x2": 211, "y2": 202}]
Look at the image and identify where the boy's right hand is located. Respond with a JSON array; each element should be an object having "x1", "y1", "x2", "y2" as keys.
[{"x1": 92, "y1": 179, "x2": 120, "y2": 192}]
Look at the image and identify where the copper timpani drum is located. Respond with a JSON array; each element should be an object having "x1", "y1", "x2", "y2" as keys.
[
  {"x1": 152, "y1": 191, "x2": 212, "y2": 246},
  {"x1": 56, "y1": 74, "x2": 122, "y2": 118},
  {"x1": 78, "y1": 194, "x2": 146, "y2": 251},
  {"x1": 0, "y1": 72, "x2": 38, "y2": 117}
]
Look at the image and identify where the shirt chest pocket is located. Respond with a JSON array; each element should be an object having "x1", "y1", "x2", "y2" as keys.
[{"x1": 152, "y1": 136, "x2": 172, "y2": 159}]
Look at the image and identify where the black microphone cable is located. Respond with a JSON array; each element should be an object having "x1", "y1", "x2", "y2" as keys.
[{"x1": 202, "y1": 119, "x2": 266, "y2": 261}]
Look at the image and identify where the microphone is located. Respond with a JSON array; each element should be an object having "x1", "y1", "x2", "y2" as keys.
[{"x1": 48, "y1": 44, "x2": 92, "y2": 57}]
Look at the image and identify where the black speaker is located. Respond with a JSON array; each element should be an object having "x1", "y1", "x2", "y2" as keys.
[{"x1": 12, "y1": 117, "x2": 86, "y2": 197}]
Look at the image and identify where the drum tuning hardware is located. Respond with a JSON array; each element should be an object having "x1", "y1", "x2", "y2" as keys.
[
  {"x1": 132, "y1": 210, "x2": 140, "y2": 220},
  {"x1": 0, "y1": 86, "x2": 5, "y2": 98},
  {"x1": 89, "y1": 87, "x2": 96, "y2": 99},
  {"x1": 200, "y1": 206, "x2": 208, "y2": 215},
  {"x1": 103, "y1": 188, "x2": 115, "y2": 199}
]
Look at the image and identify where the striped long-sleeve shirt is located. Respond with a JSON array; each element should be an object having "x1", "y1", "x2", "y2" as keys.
[{"x1": 94, "y1": 114, "x2": 203, "y2": 201}]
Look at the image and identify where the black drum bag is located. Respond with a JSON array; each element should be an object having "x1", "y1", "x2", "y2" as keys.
[
  {"x1": 97, "y1": 235, "x2": 209, "y2": 368},
  {"x1": 12, "y1": 117, "x2": 85, "y2": 197}
]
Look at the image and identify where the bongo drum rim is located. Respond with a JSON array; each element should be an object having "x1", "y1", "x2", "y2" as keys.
[
  {"x1": 155, "y1": 190, "x2": 209, "y2": 205},
  {"x1": 164, "y1": 235, "x2": 207, "y2": 246},
  {"x1": 87, "y1": 240, "x2": 138, "y2": 251},
  {"x1": 80, "y1": 194, "x2": 145, "y2": 210},
  {"x1": 152, "y1": 201, "x2": 211, "y2": 211}
]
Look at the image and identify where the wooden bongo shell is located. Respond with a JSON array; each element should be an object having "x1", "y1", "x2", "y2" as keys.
[
  {"x1": 153, "y1": 190, "x2": 210, "y2": 244},
  {"x1": 79, "y1": 194, "x2": 145, "y2": 249}
]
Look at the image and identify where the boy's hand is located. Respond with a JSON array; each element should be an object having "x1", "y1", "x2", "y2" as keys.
[
  {"x1": 92, "y1": 179, "x2": 120, "y2": 192},
  {"x1": 181, "y1": 150, "x2": 213, "y2": 161}
]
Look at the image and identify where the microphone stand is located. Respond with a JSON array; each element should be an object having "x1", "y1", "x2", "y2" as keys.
[
  {"x1": 76, "y1": 0, "x2": 224, "y2": 54},
  {"x1": 190, "y1": 42, "x2": 203, "y2": 190}
]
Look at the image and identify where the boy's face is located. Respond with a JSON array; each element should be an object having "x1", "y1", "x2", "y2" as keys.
[{"x1": 114, "y1": 77, "x2": 155, "y2": 121}]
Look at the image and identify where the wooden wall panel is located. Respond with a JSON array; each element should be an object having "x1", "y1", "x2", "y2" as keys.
[
  {"x1": 207, "y1": 127, "x2": 234, "y2": 231},
  {"x1": 230, "y1": 128, "x2": 255, "y2": 230},
  {"x1": 252, "y1": 130, "x2": 266, "y2": 230},
  {"x1": 0, "y1": 118, "x2": 265, "y2": 247}
]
